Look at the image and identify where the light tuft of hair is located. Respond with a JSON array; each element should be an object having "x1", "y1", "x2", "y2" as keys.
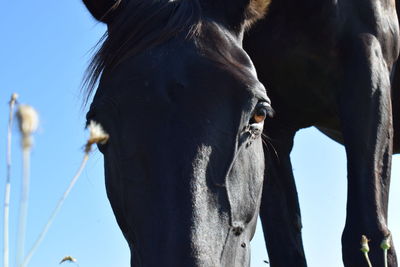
[{"x1": 244, "y1": 0, "x2": 271, "y2": 29}]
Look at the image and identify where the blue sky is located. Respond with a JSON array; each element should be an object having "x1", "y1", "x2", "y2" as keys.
[{"x1": 0, "y1": 1, "x2": 399, "y2": 267}]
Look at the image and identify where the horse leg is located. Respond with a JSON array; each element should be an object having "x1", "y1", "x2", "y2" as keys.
[
  {"x1": 261, "y1": 126, "x2": 307, "y2": 267},
  {"x1": 339, "y1": 34, "x2": 397, "y2": 267},
  {"x1": 391, "y1": 61, "x2": 400, "y2": 153}
]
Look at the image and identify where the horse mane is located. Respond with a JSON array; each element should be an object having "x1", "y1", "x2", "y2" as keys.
[
  {"x1": 83, "y1": 0, "x2": 202, "y2": 104},
  {"x1": 83, "y1": 0, "x2": 270, "y2": 104}
]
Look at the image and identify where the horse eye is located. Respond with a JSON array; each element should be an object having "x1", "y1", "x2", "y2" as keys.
[{"x1": 251, "y1": 102, "x2": 272, "y2": 124}]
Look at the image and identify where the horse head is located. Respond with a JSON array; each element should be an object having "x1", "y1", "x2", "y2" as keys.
[{"x1": 83, "y1": 0, "x2": 272, "y2": 266}]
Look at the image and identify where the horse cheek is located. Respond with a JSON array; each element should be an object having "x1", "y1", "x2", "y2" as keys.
[{"x1": 227, "y1": 137, "x2": 265, "y2": 229}]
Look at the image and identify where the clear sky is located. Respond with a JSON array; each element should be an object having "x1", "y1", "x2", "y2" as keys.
[{"x1": 0, "y1": 1, "x2": 399, "y2": 267}]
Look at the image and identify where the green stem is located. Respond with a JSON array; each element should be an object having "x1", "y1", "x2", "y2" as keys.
[
  {"x1": 22, "y1": 153, "x2": 89, "y2": 267},
  {"x1": 383, "y1": 249, "x2": 388, "y2": 267},
  {"x1": 363, "y1": 252, "x2": 373, "y2": 267}
]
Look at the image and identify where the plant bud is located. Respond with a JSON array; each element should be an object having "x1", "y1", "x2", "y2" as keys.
[
  {"x1": 360, "y1": 235, "x2": 370, "y2": 253},
  {"x1": 381, "y1": 235, "x2": 391, "y2": 250},
  {"x1": 85, "y1": 120, "x2": 109, "y2": 152},
  {"x1": 11, "y1": 93, "x2": 19, "y2": 103},
  {"x1": 17, "y1": 105, "x2": 39, "y2": 148}
]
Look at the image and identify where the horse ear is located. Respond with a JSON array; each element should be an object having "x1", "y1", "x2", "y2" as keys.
[
  {"x1": 244, "y1": 0, "x2": 271, "y2": 28},
  {"x1": 82, "y1": 0, "x2": 124, "y2": 24}
]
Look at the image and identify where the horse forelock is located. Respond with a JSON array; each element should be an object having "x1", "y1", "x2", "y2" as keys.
[
  {"x1": 83, "y1": 0, "x2": 202, "y2": 105},
  {"x1": 82, "y1": 0, "x2": 268, "y2": 106}
]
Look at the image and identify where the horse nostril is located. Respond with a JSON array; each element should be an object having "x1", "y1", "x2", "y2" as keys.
[
  {"x1": 241, "y1": 242, "x2": 246, "y2": 248},
  {"x1": 250, "y1": 124, "x2": 262, "y2": 133},
  {"x1": 233, "y1": 226, "x2": 244, "y2": 236}
]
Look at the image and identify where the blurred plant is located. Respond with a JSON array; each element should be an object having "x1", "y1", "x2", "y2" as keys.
[
  {"x1": 361, "y1": 235, "x2": 373, "y2": 267},
  {"x1": 60, "y1": 255, "x2": 78, "y2": 265},
  {"x1": 3, "y1": 95, "x2": 108, "y2": 266},
  {"x1": 16, "y1": 105, "x2": 39, "y2": 267},
  {"x1": 22, "y1": 120, "x2": 109, "y2": 267},
  {"x1": 381, "y1": 234, "x2": 391, "y2": 267},
  {"x1": 3, "y1": 93, "x2": 18, "y2": 267}
]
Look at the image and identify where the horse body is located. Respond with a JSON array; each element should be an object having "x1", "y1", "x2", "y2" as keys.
[
  {"x1": 245, "y1": 0, "x2": 400, "y2": 266},
  {"x1": 82, "y1": 0, "x2": 272, "y2": 266}
]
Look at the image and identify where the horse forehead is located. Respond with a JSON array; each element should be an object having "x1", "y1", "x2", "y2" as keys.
[
  {"x1": 150, "y1": 38, "x2": 259, "y2": 96},
  {"x1": 200, "y1": 22, "x2": 256, "y2": 68},
  {"x1": 92, "y1": 30, "x2": 262, "y2": 109}
]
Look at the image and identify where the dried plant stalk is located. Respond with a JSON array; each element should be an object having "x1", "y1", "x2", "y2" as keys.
[
  {"x1": 3, "y1": 93, "x2": 18, "y2": 267},
  {"x1": 22, "y1": 154, "x2": 89, "y2": 267},
  {"x1": 16, "y1": 105, "x2": 38, "y2": 267},
  {"x1": 16, "y1": 148, "x2": 31, "y2": 267},
  {"x1": 22, "y1": 121, "x2": 108, "y2": 267}
]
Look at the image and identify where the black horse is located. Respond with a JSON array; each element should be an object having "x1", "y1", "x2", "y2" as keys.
[
  {"x1": 244, "y1": 1, "x2": 400, "y2": 266},
  {"x1": 82, "y1": 0, "x2": 272, "y2": 266}
]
